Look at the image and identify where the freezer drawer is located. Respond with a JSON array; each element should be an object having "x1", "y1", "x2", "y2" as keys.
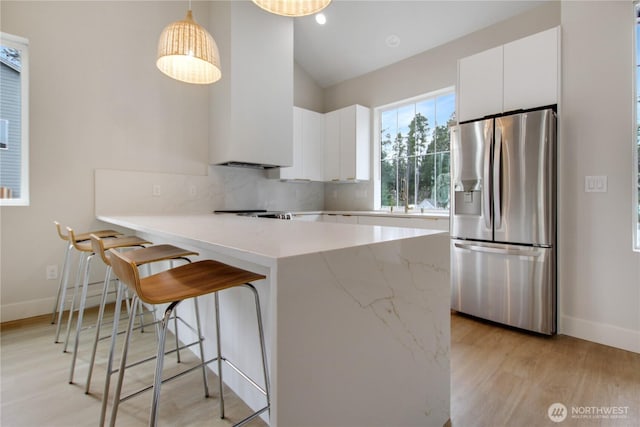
[{"x1": 450, "y1": 239, "x2": 555, "y2": 334}]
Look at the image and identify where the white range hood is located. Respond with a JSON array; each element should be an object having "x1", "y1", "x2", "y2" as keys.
[{"x1": 208, "y1": 1, "x2": 293, "y2": 169}]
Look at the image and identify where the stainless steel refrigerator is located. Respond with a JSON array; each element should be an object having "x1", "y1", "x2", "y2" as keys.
[{"x1": 450, "y1": 107, "x2": 556, "y2": 335}]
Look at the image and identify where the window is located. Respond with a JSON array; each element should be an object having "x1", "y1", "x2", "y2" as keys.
[
  {"x1": 378, "y1": 88, "x2": 455, "y2": 212},
  {"x1": 0, "y1": 32, "x2": 29, "y2": 205},
  {"x1": 635, "y1": 4, "x2": 640, "y2": 249}
]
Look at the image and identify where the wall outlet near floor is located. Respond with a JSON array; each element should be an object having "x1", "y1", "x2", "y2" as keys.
[
  {"x1": 152, "y1": 184, "x2": 162, "y2": 197},
  {"x1": 46, "y1": 265, "x2": 58, "y2": 280}
]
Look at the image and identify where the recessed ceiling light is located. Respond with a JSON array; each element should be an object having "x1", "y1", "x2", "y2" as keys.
[
  {"x1": 385, "y1": 34, "x2": 400, "y2": 48},
  {"x1": 315, "y1": 13, "x2": 327, "y2": 25}
]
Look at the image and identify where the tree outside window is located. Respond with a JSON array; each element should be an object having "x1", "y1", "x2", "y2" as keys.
[{"x1": 380, "y1": 91, "x2": 455, "y2": 211}]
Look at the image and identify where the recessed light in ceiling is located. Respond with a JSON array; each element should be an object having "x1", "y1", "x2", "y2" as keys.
[
  {"x1": 385, "y1": 34, "x2": 400, "y2": 48},
  {"x1": 315, "y1": 13, "x2": 327, "y2": 25}
]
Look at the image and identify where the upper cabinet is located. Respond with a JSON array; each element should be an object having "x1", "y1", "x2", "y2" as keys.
[
  {"x1": 276, "y1": 107, "x2": 325, "y2": 181},
  {"x1": 208, "y1": 1, "x2": 293, "y2": 168},
  {"x1": 324, "y1": 105, "x2": 370, "y2": 181},
  {"x1": 458, "y1": 46, "x2": 503, "y2": 122},
  {"x1": 503, "y1": 27, "x2": 559, "y2": 112},
  {"x1": 457, "y1": 27, "x2": 560, "y2": 122}
]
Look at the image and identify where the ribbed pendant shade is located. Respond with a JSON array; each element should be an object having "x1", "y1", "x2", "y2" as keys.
[
  {"x1": 252, "y1": 0, "x2": 331, "y2": 17},
  {"x1": 156, "y1": 10, "x2": 221, "y2": 85}
]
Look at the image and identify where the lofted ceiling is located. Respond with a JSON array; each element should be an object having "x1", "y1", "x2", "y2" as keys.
[{"x1": 293, "y1": 0, "x2": 548, "y2": 88}]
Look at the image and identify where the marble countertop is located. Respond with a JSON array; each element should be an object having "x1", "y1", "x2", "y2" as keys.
[{"x1": 98, "y1": 214, "x2": 445, "y2": 266}]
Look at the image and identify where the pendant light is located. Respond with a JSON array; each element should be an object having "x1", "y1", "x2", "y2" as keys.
[
  {"x1": 252, "y1": 0, "x2": 331, "y2": 17},
  {"x1": 156, "y1": 3, "x2": 221, "y2": 85}
]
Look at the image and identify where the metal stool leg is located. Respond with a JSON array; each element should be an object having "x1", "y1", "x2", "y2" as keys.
[
  {"x1": 85, "y1": 265, "x2": 113, "y2": 393},
  {"x1": 99, "y1": 280, "x2": 124, "y2": 427},
  {"x1": 214, "y1": 292, "x2": 225, "y2": 419},
  {"x1": 62, "y1": 253, "x2": 87, "y2": 352},
  {"x1": 54, "y1": 244, "x2": 74, "y2": 341},
  {"x1": 69, "y1": 253, "x2": 94, "y2": 383},
  {"x1": 192, "y1": 297, "x2": 209, "y2": 398},
  {"x1": 108, "y1": 293, "x2": 141, "y2": 427},
  {"x1": 149, "y1": 301, "x2": 180, "y2": 427},
  {"x1": 247, "y1": 283, "x2": 271, "y2": 412},
  {"x1": 51, "y1": 242, "x2": 72, "y2": 324}
]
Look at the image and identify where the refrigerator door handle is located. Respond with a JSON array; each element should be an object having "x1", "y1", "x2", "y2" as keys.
[
  {"x1": 454, "y1": 242, "x2": 543, "y2": 257},
  {"x1": 482, "y1": 126, "x2": 492, "y2": 230},
  {"x1": 493, "y1": 125, "x2": 503, "y2": 230}
]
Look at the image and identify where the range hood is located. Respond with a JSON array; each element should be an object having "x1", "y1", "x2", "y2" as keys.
[
  {"x1": 208, "y1": 2, "x2": 293, "y2": 169},
  {"x1": 217, "y1": 161, "x2": 280, "y2": 170}
]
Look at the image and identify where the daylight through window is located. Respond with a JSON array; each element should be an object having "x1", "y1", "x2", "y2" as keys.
[
  {"x1": 635, "y1": 4, "x2": 640, "y2": 249},
  {"x1": 0, "y1": 32, "x2": 29, "y2": 205},
  {"x1": 379, "y1": 90, "x2": 455, "y2": 211}
]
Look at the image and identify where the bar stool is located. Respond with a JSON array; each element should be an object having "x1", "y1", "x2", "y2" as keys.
[
  {"x1": 52, "y1": 221, "x2": 122, "y2": 341},
  {"x1": 107, "y1": 249, "x2": 270, "y2": 427},
  {"x1": 85, "y1": 234, "x2": 198, "y2": 396},
  {"x1": 65, "y1": 227, "x2": 152, "y2": 379}
]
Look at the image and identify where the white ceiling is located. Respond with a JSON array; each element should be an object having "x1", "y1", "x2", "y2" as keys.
[{"x1": 293, "y1": 0, "x2": 547, "y2": 88}]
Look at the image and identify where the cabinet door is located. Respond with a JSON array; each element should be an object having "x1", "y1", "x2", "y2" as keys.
[
  {"x1": 324, "y1": 110, "x2": 340, "y2": 181},
  {"x1": 339, "y1": 106, "x2": 357, "y2": 180},
  {"x1": 280, "y1": 107, "x2": 303, "y2": 180},
  {"x1": 503, "y1": 27, "x2": 559, "y2": 112},
  {"x1": 458, "y1": 46, "x2": 503, "y2": 122},
  {"x1": 354, "y1": 105, "x2": 370, "y2": 180},
  {"x1": 303, "y1": 110, "x2": 325, "y2": 182}
]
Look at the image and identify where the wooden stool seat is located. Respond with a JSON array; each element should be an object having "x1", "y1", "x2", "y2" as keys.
[
  {"x1": 55, "y1": 221, "x2": 122, "y2": 242},
  {"x1": 71, "y1": 234, "x2": 151, "y2": 254},
  {"x1": 107, "y1": 249, "x2": 269, "y2": 427},
  {"x1": 86, "y1": 236, "x2": 200, "y2": 399},
  {"x1": 118, "y1": 259, "x2": 266, "y2": 305},
  {"x1": 65, "y1": 228, "x2": 154, "y2": 382},
  {"x1": 104, "y1": 244, "x2": 198, "y2": 267},
  {"x1": 51, "y1": 221, "x2": 122, "y2": 329}
]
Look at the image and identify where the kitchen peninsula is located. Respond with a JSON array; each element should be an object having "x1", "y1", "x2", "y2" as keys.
[{"x1": 97, "y1": 214, "x2": 451, "y2": 427}]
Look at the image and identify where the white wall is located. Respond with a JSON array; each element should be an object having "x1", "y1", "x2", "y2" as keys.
[
  {"x1": 294, "y1": 62, "x2": 324, "y2": 113},
  {"x1": 559, "y1": 0, "x2": 640, "y2": 353},
  {"x1": 0, "y1": 1, "x2": 321, "y2": 322}
]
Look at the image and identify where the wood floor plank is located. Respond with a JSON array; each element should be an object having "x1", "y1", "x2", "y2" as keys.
[{"x1": 1, "y1": 310, "x2": 639, "y2": 426}]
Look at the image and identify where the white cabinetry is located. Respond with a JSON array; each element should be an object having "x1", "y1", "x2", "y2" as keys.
[
  {"x1": 503, "y1": 27, "x2": 559, "y2": 112},
  {"x1": 278, "y1": 107, "x2": 325, "y2": 181},
  {"x1": 458, "y1": 46, "x2": 503, "y2": 122},
  {"x1": 356, "y1": 215, "x2": 449, "y2": 231},
  {"x1": 324, "y1": 105, "x2": 370, "y2": 181},
  {"x1": 457, "y1": 27, "x2": 559, "y2": 122}
]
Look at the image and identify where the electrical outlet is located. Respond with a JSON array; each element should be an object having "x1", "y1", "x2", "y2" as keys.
[
  {"x1": 152, "y1": 184, "x2": 162, "y2": 197},
  {"x1": 46, "y1": 265, "x2": 58, "y2": 280},
  {"x1": 585, "y1": 176, "x2": 607, "y2": 193},
  {"x1": 189, "y1": 184, "x2": 197, "y2": 197}
]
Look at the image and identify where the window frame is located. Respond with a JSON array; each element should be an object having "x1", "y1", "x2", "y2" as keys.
[
  {"x1": 373, "y1": 86, "x2": 455, "y2": 213},
  {"x1": 634, "y1": 3, "x2": 640, "y2": 251},
  {"x1": 0, "y1": 32, "x2": 29, "y2": 206}
]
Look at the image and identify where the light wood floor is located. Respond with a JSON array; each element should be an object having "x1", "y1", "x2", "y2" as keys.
[{"x1": 1, "y1": 310, "x2": 639, "y2": 426}]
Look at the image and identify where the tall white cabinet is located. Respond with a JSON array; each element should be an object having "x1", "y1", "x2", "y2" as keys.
[
  {"x1": 277, "y1": 107, "x2": 325, "y2": 181},
  {"x1": 457, "y1": 26, "x2": 560, "y2": 122},
  {"x1": 324, "y1": 104, "x2": 370, "y2": 181}
]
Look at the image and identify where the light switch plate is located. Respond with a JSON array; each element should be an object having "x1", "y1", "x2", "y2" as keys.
[{"x1": 585, "y1": 175, "x2": 607, "y2": 193}]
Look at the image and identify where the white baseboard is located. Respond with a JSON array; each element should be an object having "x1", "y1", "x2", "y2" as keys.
[
  {"x1": 1, "y1": 291, "x2": 113, "y2": 323},
  {"x1": 1, "y1": 296, "x2": 56, "y2": 323},
  {"x1": 560, "y1": 314, "x2": 640, "y2": 354}
]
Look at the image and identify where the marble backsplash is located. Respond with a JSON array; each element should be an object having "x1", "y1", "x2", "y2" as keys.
[{"x1": 95, "y1": 166, "x2": 324, "y2": 216}]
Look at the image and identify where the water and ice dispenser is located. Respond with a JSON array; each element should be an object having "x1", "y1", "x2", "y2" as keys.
[{"x1": 453, "y1": 179, "x2": 482, "y2": 216}]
